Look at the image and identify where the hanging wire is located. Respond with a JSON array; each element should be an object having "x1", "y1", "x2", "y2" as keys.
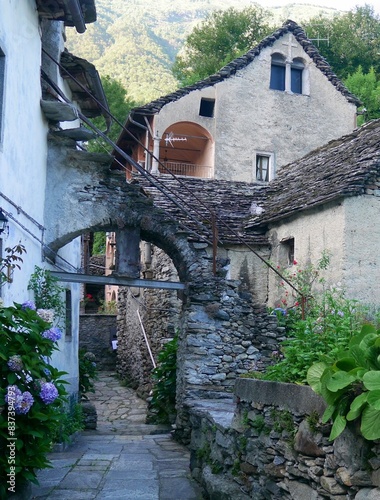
[{"x1": 40, "y1": 48, "x2": 305, "y2": 305}]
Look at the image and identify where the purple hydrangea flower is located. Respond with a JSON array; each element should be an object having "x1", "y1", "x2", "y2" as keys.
[
  {"x1": 6, "y1": 386, "x2": 34, "y2": 414},
  {"x1": 41, "y1": 327, "x2": 62, "y2": 342},
  {"x1": 21, "y1": 300, "x2": 36, "y2": 310},
  {"x1": 15, "y1": 391, "x2": 34, "y2": 414},
  {"x1": 39, "y1": 382, "x2": 59, "y2": 404},
  {"x1": 5, "y1": 385, "x2": 22, "y2": 404},
  {"x1": 7, "y1": 355, "x2": 23, "y2": 372}
]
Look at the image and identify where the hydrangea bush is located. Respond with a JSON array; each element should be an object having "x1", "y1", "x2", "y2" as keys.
[{"x1": 0, "y1": 301, "x2": 68, "y2": 497}]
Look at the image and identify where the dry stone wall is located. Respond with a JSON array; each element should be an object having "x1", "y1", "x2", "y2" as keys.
[
  {"x1": 116, "y1": 247, "x2": 182, "y2": 397},
  {"x1": 189, "y1": 379, "x2": 380, "y2": 499},
  {"x1": 79, "y1": 314, "x2": 117, "y2": 371}
]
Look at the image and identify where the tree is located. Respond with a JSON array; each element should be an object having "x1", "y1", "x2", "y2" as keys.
[
  {"x1": 172, "y1": 6, "x2": 274, "y2": 86},
  {"x1": 344, "y1": 67, "x2": 380, "y2": 123},
  {"x1": 301, "y1": 5, "x2": 380, "y2": 80},
  {"x1": 87, "y1": 75, "x2": 137, "y2": 153}
]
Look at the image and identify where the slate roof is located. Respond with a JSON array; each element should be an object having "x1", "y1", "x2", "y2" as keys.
[
  {"x1": 245, "y1": 119, "x2": 380, "y2": 230},
  {"x1": 129, "y1": 19, "x2": 360, "y2": 118},
  {"x1": 133, "y1": 176, "x2": 270, "y2": 246},
  {"x1": 134, "y1": 119, "x2": 380, "y2": 245}
]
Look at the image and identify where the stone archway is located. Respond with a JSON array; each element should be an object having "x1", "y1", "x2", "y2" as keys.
[{"x1": 45, "y1": 136, "x2": 284, "y2": 442}]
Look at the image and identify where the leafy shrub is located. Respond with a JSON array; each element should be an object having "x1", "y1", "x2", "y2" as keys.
[
  {"x1": 79, "y1": 349, "x2": 98, "y2": 398},
  {"x1": 307, "y1": 323, "x2": 380, "y2": 441},
  {"x1": 50, "y1": 402, "x2": 84, "y2": 444},
  {"x1": 147, "y1": 336, "x2": 178, "y2": 424},
  {"x1": 0, "y1": 303, "x2": 68, "y2": 497},
  {"x1": 28, "y1": 266, "x2": 65, "y2": 321},
  {"x1": 263, "y1": 289, "x2": 361, "y2": 384}
]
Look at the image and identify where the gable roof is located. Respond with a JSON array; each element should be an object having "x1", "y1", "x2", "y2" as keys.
[
  {"x1": 245, "y1": 119, "x2": 380, "y2": 230},
  {"x1": 130, "y1": 19, "x2": 361, "y2": 118}
]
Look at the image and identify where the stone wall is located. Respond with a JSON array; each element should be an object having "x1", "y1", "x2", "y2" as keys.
[
  {"x1": 116, "y1": 247, "x2": 182, "y2": 397},
  {"x1": 189, "y1": 378, "x2": 380, "y2": 500},
  {"x1": 79, "y1": 314, "x2": 117, "y2": 371}
]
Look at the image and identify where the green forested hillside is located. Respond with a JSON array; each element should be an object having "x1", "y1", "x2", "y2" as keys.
[{"x1": 65, "y1": 0, "x2": 341, "y2": 105}]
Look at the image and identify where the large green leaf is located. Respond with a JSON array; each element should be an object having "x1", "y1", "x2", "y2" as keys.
[
  {"x1": 335, "y1": 357, "x2": 357, "y2": 371},
  {"x1": 363, "y1": 371, "x2": 380, "y2": 391},
  {"x1": 329, "y1": 415, "x2": 346, "y2": 441},
  {"x1": 307, "y1": 362, "x2": 327, "y2": 393},
  {"x1": 359, "y1": 334, "x2": 378, "y2": 352},
  {"x1": 322, "y1": 404, "x2": 336, "y2": 424},
  {"x1": 367, "y1": 390, "x2": 380, "y2": 410},
  {"x1": 326, "y1": 371, "x2": 356, "y2": 392},
  {"x1": 346, "y1": 392, "x2": 368, "y2": 421},
  {"x1": 361, "y1": 406, "x2": 380, "y2": 440}
]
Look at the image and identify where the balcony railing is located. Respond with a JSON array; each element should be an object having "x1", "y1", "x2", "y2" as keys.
[{"x1": 159, "y1": 162, "x2": 213, "y2": 179}]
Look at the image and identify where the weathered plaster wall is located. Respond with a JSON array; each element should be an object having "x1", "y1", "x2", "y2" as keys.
[
  {"x1": 342, "y1": 195, "x2": 380, "y2": 304},
  {"x1": 0, "y1": 4, "x2": 81, "y2": 394},
  {"x1": 268, "y1": 202, "x2": 346, "y2": 307},
  {"x1": 151, "y1": 33, "x2": 356, "y2": 183},
  {"x1": 189, "y1": 379, "x2": 380, "y2": 499},
  {"x1": 267, "y1": 194, "x2": 380, "y2": 308}
]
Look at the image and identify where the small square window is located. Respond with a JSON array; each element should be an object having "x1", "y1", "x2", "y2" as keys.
[
  {"x1": 199, "y1": 98, "x2": 215, "y2": 117},
  {"x1": 280, "y1": 238, "x2": 295, "y2": 266}
]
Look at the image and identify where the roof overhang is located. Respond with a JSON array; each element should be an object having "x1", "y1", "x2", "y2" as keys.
[
  {"x1": 36, "y1": 0, "x2": 96, "y2": 33},
  {"x1": 60, "y1": 51, "x2": 112, "y2": 132}
]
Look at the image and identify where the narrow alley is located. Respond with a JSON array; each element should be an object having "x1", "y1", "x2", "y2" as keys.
[{"x1": 31, "y1": 372, "x2": 203, "y2": 500}]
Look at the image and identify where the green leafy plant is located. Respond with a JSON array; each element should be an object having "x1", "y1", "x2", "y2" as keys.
[
  {"x1": 28, "y1": 266, "x2": 65, "y2": 320},
  {"x1": 0, "y1": 244, "x2": 26, "y2": 286},
  {"x1": 0, "y1": 302, "x2": 68, "y2": 497},
  {"x1": 50, "y1": 402, "x2": 84, "y2": 444},
  {"x1": 147, "y1": 336, "x2": 178, "y2": 424},
  {"x1": 307, "y1": 323, "x2": 380, "y2": 441},
  {"x1": 263, "y1": 289, "x2": 360, "y2": 384},
  {"x1": 78, "y1": 349, "x2": 98, "y2": 398},
  {"x1": 97, "y1": 299, "x2": 118, "y2": 315}
]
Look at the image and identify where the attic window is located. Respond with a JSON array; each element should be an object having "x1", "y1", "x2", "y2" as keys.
[
  {"x1": 199, "y1": 98, "x2": 215, "y2": 117},
  {"x1": 270, "y1": 54, "x2": 285, "y2": 91},
  {"x1": 291, "y1": 58, "x2": 304, "y2": 94},
  {"x1": 0, "y1": 47, "x2": 5, "y2": 140}
]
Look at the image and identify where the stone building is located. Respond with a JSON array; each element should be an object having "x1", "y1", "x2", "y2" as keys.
[
  {"x1": 111, "y1": 19, "x2": 368, "y2": 396},
  {"x1": 115, "y1": 19, "x2": 360, "y2": 183}
]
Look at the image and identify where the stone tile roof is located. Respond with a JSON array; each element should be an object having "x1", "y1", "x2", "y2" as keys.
[
  {"x1": 130, "y1": 19, "x2": 360, "y2": 117},
  {"x1": 133, "y1": 176, "x2": 269, "y2": 245},
  {"x1": 245, "y1": 119, "x2": 380, "y2": 230}
]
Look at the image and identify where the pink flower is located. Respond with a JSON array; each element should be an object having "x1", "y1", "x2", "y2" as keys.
[{"x1": 293, "y1": 260, "x2": 298, "y2": 265}]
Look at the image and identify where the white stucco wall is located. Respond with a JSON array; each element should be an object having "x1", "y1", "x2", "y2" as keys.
[
  {"x1": 151, "y1": 33, "x2": 357, "y2": 183},
  {"x1": 0, "y1": 2, "x2": 81, "y2": 394},
  {"x1": 267, "y1": 196, "x2": 380, "y2": 308}
]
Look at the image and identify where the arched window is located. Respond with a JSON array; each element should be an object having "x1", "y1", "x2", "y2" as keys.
[
  {"x1": 270, "y1": 53, "x2": 286, "y2": 91},
  {"x1": 291, "y1": 58, "x2": 304, "y2": 94}
]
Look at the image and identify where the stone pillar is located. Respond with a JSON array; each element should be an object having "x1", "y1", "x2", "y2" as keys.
[
  {"x1": 114, "y1": 226, "x2": 141, "y2": 278},
  {"x1": 151, "y1": 135, "x2": 160, "y2": 174}
]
